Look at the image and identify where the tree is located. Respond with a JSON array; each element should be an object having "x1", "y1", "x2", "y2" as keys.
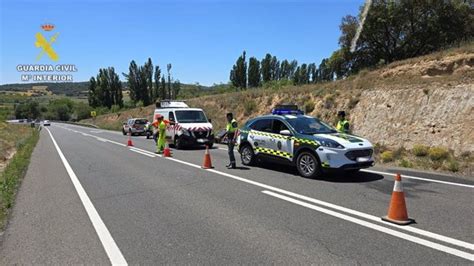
[
  {"x1": 167, "y1": 63, "x2": 172, "y2": 99},
  {"x1": 261, "y1": 53, "x2": 272, "y2": 83},
  {"x1": 172, "y1": 80, "x2": 181, "y2": 99},
  {"x1": 145, "y1": 58, "x2": 154, "y2": 102},
  {"x1": 229, "y1": 51, "x2": 247, "y2": 89},
  {"x1": 280, "y1": 60, "x2": 290, "y2": 80},
  {"x1": 14, "y1": 101, "x2": 40, "y2": 119},
  {"x1": 292, "y1": 66, "x2": 301, "y2": 85},
  {"x1": 161, "y1": 75, "x2": 166, "y2": 100},
  {"x1": 123, "y1": 60, "x2": 139, "y2": 103},
  {"x1": 248, "y1": 57, "x2": 261, "y2": 87},
  {"x1": 270, "y1": 56, "x2": 280, "y2": 80},
  {"x1": 154, "y1": 65, "x2": 162, "y2": 101},
  {"x1": 289, "y1": 60, "x2": 298, "y2": 80},
  {"x1": 318, "y1": 58, "x2": 331, "y2": 81},
  {"x1": 88, "y1": 77, "x2": 98, "y2": 107},
  {"x1": 341, "y1": 0, "x2": 473, "y2": 73},
  {"x1": 308, "y1": 63, "x2": 317, "y2": 83}
]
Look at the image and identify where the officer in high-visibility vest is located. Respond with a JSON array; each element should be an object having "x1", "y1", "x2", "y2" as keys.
[
  {"x1": 152, "y1": 114, "x2": 167, "y2": 154},
  {"x1": 224, "y1": 112, "x2": 238, "y2": 169},
  {"x1": 336, "y1": 111, "x2": 350, "y2": 134}
]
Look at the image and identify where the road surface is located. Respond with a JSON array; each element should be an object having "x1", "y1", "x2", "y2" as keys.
[{"x1": 1, "y1": 123, "x2": 473, "y2": 264}]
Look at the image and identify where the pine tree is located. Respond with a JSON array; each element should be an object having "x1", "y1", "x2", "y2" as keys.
[
  {"x1": 248, "y1": 57, "x2": 261, "y2": 87},
  {"x1": 261, "y1": 53, "x2": 272, "y2": 83},
  {"x1": 154, "y1": 65, "x2": 161, "y2": 101}
]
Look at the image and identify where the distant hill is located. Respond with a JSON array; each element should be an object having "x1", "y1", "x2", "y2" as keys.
[
  {"x1": 0, "y1": 81, "x2": 217, "y2": 98},
  {"x1": 0, "y1": 82, "x2": 90, "y2": 97}
]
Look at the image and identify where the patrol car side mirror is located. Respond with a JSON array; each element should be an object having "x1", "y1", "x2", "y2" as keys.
[
  {"x1": 208, "y1": 119, "x2": 212, "y2": 123},
  {"x1": 280, "y1": 130, "x2": 292, "y2": 136}
]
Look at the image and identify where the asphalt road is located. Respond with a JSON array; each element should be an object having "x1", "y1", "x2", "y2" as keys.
[{"x1": 1, "y1": 123, "x2": 473, "y2": 264}]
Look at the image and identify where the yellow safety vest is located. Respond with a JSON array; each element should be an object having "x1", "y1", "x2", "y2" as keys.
[
  {"x1": 226, "y1": 119, "x2": 238, "y2": 133},
  {"x1": 336, "y1": 119, "x2": 350, "y2": 133}
]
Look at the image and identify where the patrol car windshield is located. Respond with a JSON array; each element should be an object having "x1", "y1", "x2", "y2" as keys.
[
  {"x1": 287, "y1": 116, "x2": 337, "y2": 135},
  {"x1": 175, "y1": 110, "x2": 208, "y2": 123}
]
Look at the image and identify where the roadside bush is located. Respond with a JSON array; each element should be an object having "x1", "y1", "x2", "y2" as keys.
[
  {"x1": 428, "y1": 147, "x2": 449, "y2": 161},
  {"x1": 412, "y1": 144, "x2": 429, "y2": 157},
  {"x1": 244, "y1": 100, "x2": 256, "y2": 116},
  {"x1": 110, "y1": 104, "x2": 121, "y2": 113},
  {"x1": 74, "y1": 102, "x2": 92, "y2": 120},
  {"x1": 323, "y1": 94, "x2": 335, "y2": 109},
  {"x1": 392, "y1": 146, "x2": 406, "y2": 159},
  {"x1": 304, "y1": 101, "x2": 315, "y2": 113},
  {"x1": 444, "y1": 159, "x2": 459, "y2": 172},
  {"x1": 398, "y1": 158, "x2": 414, "y2": 168},
  {"x1": 380, "y1": 151, "x2": 394, "y2": 163},
  {"x1": 373, "y1": 142, "x2": 387, "y2": 154}
]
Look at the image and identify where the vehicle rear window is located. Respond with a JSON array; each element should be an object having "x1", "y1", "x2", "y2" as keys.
[{"x1": 134, "y1": 119, "x2": 148, "y2": 124}]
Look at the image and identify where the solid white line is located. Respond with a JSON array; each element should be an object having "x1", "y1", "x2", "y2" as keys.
[
  {"x1": 262, "y1": 190, "x2": 473, "y2": 261},
  {"x1": 54, "y1": 124, "x2": 474, "y2": 253},
  {"x1": 129, "y1": 149, "x2": 155, "y2": 158},
  {"x1": 45, "y1": 128, "x2": 128, "y2": 265},
  {"x1": 362, "y1": 169, "x2": 474, "y2": 189}
]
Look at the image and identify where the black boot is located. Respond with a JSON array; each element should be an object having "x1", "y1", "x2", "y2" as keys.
[{"x1": 227, "y1": 163, "x2": 236, "y2": 169}]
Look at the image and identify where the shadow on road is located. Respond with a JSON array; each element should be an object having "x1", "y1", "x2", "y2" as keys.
[
  {"x1": 255, "y1": 162, "x2": 384, "y2": 183},
  {"x1": 318, "y1": 171, "x2": 384, "y2": 183}
]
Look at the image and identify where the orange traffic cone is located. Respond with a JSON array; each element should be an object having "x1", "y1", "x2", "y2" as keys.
[
  {"x1": 163, "y1": 142, "x2": 172, "y2": 157},
  {"x1": 127, "y1": 131, "x2": 134, "y2": 147},
  {"x1": 382, "y1": 174, "x2": 414, "y2": 225},
  {"x1": 201, "y1": 145, "x2": 214, "y2": 169}
]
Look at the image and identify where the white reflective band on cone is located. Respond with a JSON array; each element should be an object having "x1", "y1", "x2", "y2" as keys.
[{"x1": 393, "y1": 180, "x2": 403, "y2": 192}]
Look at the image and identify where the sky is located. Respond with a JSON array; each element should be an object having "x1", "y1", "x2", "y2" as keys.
[{"x1": 0, "y1": 0, "x2": 363, "y2": 86}]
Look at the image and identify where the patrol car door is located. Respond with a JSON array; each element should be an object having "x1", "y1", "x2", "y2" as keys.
[
  {"x1": 271, "y1": 119, "x2": 294, "y2": 160},
  {"x1": 248, "y1": 119, "x2": 273, "y2": 152}
]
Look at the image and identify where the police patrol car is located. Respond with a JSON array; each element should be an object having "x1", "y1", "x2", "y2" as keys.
[{"x1": 237, "y1": 105, "x2": 374, "y2": 178}]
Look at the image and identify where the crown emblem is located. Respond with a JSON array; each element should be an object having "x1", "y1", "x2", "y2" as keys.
[{"x1": 41, "y1": 24, "x2": 55, "y2": 31}]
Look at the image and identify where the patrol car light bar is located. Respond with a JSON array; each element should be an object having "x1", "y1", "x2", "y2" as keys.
[{"x1": 272, "y1": 104, "x2": 304, "y2": 115}]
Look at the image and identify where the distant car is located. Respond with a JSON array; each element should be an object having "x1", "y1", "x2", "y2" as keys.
[
  {"x1": 122, "y1": 118, "x2": 148, "y2": 136},
  {"x1": 43, "y1": 120, "x2": 51, "y2": 126},
  {"x1": 19, "y1": 119, "x2": 25, "y2": 123}
]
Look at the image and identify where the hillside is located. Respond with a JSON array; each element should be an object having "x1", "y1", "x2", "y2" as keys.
[{"x1": 82, "y1": 44, "x2": 473, "y2": 173}]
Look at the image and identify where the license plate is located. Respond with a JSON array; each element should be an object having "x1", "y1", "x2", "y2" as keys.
[
  {"x1": 197, "y1": 139, "x2": 205, "y2": 143},
  {"x1": 357, "y1": 157, "x2": 370, "y2": 162}
]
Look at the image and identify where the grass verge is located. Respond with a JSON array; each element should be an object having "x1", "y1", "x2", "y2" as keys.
[{"x1": 0, "y1": 127, "x2": 40, "y2": 229}]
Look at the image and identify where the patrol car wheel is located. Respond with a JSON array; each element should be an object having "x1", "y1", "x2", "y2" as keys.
[
  {"x1": 240, "y1": 145, "x2": 255, "y2": 166},
  {"x1": 296, "y1": 152, "x2": 321, "y2": 178}
]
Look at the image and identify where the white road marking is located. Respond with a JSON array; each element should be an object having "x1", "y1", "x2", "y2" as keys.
[
  {"x1": 129, "y1": 147, "x2": 158, "y2": 157},
  {"x1": 45, "y1": 128, "x2": 128, "y2": 265},
  {"x1": 262, "y1": 190, "x2": 473, "y2": 261},
  {"x1": 105, "y1": 140, "x2": 127, "y2": 147},
  {"x1": 362, "y1": 169, "x2": 474, "y2": 188},
  {"x1": 54, "y1": 124, "x2": 474, "y2": 256},
  {"x1": 129, "y1": 148, "x2": 156, "y2": 158},
  {"x1": 96, "y1": 137, "x2": 108, "y2": 142}
]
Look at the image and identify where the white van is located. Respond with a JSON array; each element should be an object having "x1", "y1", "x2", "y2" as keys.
[{"x1": 153, "y1": 100, "x2": 214, "y2": 149}]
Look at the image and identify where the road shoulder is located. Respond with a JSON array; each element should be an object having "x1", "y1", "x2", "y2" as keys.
[{"x1": 0, "y1": 129, "x2": 109, "y2": 264}]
